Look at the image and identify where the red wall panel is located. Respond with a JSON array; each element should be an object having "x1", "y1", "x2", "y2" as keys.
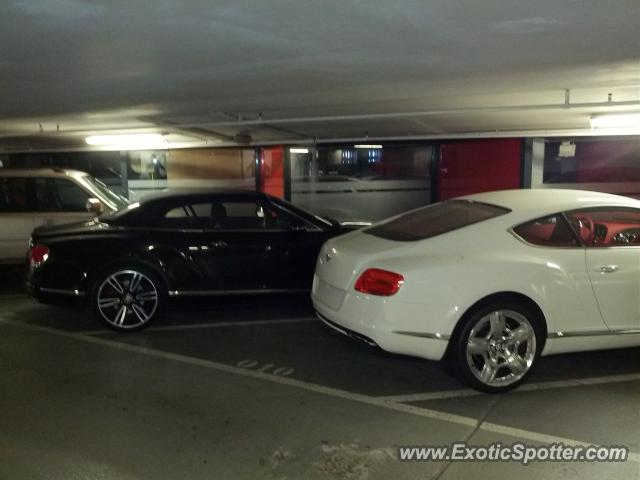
[
  {"x1": 574, "y1": 140, "x2": 640, "y2": 183},
  {"x1": 438, "y1": 139, "x2": 522, "y2": 200},
  {"x1": 260, "y1": 146, "x2": 285, "y2": 198}
]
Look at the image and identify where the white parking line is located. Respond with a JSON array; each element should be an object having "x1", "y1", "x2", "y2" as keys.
[
  {"x1": 379, "y1": 389, "x2": 480, "y2": 403},
  {"x1": 1, "y1": 317, "x2": 638, "y2": 463},
  {"x1": 77, "y1": 317, "x2": 317, "y2": 335},
  {"x1": 378, "y1": 373, "x2": 640, "y2": 403}
]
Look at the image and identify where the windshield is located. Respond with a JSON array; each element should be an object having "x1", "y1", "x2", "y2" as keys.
[
  {"x1": 268, "y1": 196, "x2": 334, "y2": 228},
  {"x1": 365, "y1": 200, "x2": 510, "y2": 241},
  {"x1": 80, "y1": 175, "x2": 130, "y2": 212}
]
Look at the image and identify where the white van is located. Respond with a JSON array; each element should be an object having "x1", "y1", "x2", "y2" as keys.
[{"x1": 0, "y1": 168, "x2": 129, "y2": 264}]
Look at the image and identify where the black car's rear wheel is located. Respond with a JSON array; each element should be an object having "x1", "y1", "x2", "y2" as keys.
[
  {"x1": 92, "y1": 266, "x2": 164, "y2": 331},
  {"x1": 452, "y1": 302, "x2": 543, "y2": 392}
]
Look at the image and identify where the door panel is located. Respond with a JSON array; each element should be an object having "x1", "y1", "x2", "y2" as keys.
[
  {"x1": 204, "y1": 230, "x2": 271, "y2": 290},
  {"x1": 259, "y1": 202, "x2": 330, "y2": 289},
  {"x1": 271, "y1": 230, "x2": 330, "y2": 288},
  {"x1": 566, "y1": 207, "x2": 640, "y2": 330},
  {"x1": 148, "y1": 229, "x2": 219, "y2": 291},
  {"x1": 586, "y1": 248, "x2": 640, "y2": 330},
  {"x1": 161, "y1": 198, "x2": 274, "y2": 291},
  {"x1": 156, "y1": 195, "x2": 330, "y2": 292}
]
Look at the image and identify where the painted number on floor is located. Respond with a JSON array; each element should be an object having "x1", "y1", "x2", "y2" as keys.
[{"x1": 237, "y1": 359, "x2": 295, "y2": 377}]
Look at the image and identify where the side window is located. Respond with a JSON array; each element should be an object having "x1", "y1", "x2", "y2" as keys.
[
  {"x1": 219, "y1": 201, "x2": 312, "y2": 230},
  {"x1": 160, "y1": 199, "x2": 305, "y2": 230},
  {"x1": 565, "y1": 208, "x2": 640, "y2": 247},
  {"x1": 35, "y1": 178, "x2": 61, "y2": 212},
  {"x1": 161, "y1": 202, "x2": 236, "y2": 229},
  {"x1": 162, "y1": 203, "x2": 201, "y2": 229},
  {"x1": 220, "y1": 201, "x2": 272, "y2": 230},
  {"x1": 0, "y1": 178, "x2": 30, "y2": 212},
  {"x1": 165, "y1": 205, "x2": 192, "y2": 218},
  {"x1": 513, "y1": 214, "x2": 579, "y2": 247},
  {"x1": 52, "y1": 179, "x2": 91, "y2": 212}
]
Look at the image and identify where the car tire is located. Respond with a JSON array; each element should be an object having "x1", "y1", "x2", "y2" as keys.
[
  {"x1": 91, "y1": 264, "x2": 165, "y2": 332},
  {"x1": 451, "y1": 302, "x2": 543, "y2": 393}
]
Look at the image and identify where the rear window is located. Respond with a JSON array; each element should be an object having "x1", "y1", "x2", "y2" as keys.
[{"x1": 365, "y1": 200, "x2": 510, "y2": 241}]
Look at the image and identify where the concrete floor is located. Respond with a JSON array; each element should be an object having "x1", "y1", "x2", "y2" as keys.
[{"x1": 0, "y1": 268, "x2": 639, "y2": 479}]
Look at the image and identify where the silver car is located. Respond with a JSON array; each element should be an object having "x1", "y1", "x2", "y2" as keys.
[{"x1": 0, "y1": 168, "x2": 129, "y2": 264}]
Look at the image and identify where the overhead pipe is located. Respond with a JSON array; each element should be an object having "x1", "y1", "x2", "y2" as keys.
[{"x1": 170, "y1": 99, "x2": 640, "y2": 129}]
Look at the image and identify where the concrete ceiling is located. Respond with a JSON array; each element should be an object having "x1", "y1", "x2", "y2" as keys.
[{"x1": 0, "y1": 0, "x2": 638, "y2": 151}]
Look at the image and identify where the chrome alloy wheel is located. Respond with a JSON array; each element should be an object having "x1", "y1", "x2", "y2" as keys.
[
  {"x1": 96, "y1": 270, "x2": 158, "y2": 329},
  {"x1": 465, "y1": 309, "x2": 536, "y2": 388}
]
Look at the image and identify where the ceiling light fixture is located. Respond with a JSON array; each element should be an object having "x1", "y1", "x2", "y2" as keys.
[
  {"x1": 590, "y1": 113, "x2": 640, "y2": 129},
  {"x1": 85, "y1": 133, "x2": 166, "y2": 148},
  {"x1": 289, "y1": 147, "x2": 309, "y2": 154},
  {"x1": 354, "y1": 144, "x2": 383, "y2": 149}
]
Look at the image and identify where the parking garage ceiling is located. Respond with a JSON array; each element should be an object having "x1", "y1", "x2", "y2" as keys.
[{"x1": 0, "y1": 0, "x2": 638, "y2": 151}]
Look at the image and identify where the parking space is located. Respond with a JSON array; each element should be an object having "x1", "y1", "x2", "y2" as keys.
[
  {"x1": 8, "y1": 291, "x2": 640, "y2": 399},
  {"x1": 1, "y1": 275, "x2": 639, "y2": 479},
  {"x1": 1, "y1": 255, "x2": 639, "y2": 479}
]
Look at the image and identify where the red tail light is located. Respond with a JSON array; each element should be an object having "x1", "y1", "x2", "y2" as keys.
[
  {"x1": 29, "y1": 243, "x2": 49, "y2": 266},
  {"x1": 354, "y1": 268, "x2": 404, "y2": 296}
]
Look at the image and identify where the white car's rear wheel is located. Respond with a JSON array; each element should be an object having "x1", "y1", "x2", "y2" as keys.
[{"x1": 453, "y1": 303, "x2": 543, "y2": 392}]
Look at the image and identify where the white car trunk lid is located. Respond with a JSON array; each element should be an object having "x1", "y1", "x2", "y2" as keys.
[{"x1": 315, "y1": 231, "x2": 403, "y2": 291}]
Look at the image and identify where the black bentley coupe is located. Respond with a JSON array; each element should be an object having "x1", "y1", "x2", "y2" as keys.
[{"x1": 26, "y1": 190, "x2": 362, "y2": 331}]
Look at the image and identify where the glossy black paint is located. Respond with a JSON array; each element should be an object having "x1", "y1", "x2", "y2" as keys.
[{"x1": 26, "y1": 190, "x2": 352, "y2": 303}]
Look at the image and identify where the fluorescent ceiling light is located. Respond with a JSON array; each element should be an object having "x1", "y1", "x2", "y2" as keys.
[
  {"x1": 85, "y1": 133, "x2": 166, "y2": 148},
  {"x1": 354, "y1": 144, "x2": 383, "y2": 149},
  {"x1": 289, "y1": 147, "x2": 309, "y2": 153},
  {"x1": 590, "y1": 113, "x2": 640, "y2": 129}
]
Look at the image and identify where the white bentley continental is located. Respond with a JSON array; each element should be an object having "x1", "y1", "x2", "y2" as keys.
[{"x1": 312, "y1": 189, "x2": 640, "y2": 392}]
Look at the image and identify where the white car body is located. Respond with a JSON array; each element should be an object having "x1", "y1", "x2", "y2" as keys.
[
  {"x1": 0, "y1": 168, "x2": 127, "y2": 264},
  {"x1": 312, "y1": 189, "x2": 640, "y2": 366}
]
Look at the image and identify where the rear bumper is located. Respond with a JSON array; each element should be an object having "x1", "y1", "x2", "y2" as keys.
[
  {"x1": 312, "y1": 276, "x2": 450, "y2": 361},
  {"x1": 316, "y1": 312, "x2": 379, "y2": 347},
  {"x1": 26, "y1": 264, "x2": 86, "y2": 304}
]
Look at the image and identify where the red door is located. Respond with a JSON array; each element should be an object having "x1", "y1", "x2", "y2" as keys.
[{"x1": 438, "y1": 139, "x2": 523, "y2": 200}]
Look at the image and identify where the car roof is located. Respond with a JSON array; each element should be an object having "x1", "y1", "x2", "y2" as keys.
[
  {"x1": 461, "y1": 188, "x2": 640, "y2": 217},
  {"x1": 0, "y1": 167, "x2": 89, "y2": 179}
]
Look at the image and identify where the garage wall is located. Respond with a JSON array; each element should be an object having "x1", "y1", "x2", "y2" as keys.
[
  {"x1": 289, "y1": 144, "x2": 432, "y2": 222},
  {"x1": 167, "y1": 148, "x2": 254, "y2": 181},
  {"x1": 4, "y1": 135, "x2": 638, "y2": 214},
  {"x1": 437, "y1": 139, "x2": 523, "y2": 200},
  {"x1": 125, "y1": 148, "x2": 256, "y2": 200},
  {"x1": 538, "y1": 137, "x2": 640, "y2": 198}
]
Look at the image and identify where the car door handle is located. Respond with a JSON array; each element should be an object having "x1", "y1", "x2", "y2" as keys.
[
  {"x1": 599, "y1": 265, "x2": 619, "y2": 273},
  {"x1": 210, "y1": 241, "x2": 228, "y2": 249}
]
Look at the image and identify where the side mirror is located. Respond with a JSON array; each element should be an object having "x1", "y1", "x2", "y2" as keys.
[{"x1": 86, "y1": 198, "x2": 104, "y2": 214}]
